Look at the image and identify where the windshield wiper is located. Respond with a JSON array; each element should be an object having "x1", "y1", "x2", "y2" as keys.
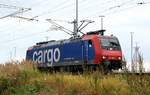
[{"x1": 110, "y1": 42, "x2": 119, "y2": 46}]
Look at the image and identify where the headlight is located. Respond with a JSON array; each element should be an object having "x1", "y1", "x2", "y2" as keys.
[
  {"x1": 118, "y1": 57, "x2": 121, "y2": 60},
  {"x1": 102, "y1": 56, "x2": 107, "y2": 59}
]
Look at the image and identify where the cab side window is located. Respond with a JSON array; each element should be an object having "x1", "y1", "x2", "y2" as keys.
[{"x1": 88, "y1": 40, "x2": 93, "y2": 47}]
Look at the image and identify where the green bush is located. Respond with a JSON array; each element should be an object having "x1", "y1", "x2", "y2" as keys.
[{"x1": 0, "y1": 61, "x2": 150, "y2": 95}]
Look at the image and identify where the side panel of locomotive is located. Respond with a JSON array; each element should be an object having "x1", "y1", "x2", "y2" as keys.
[{"x1": 26, "y1": 39, "x2": 95, "y2": 67}]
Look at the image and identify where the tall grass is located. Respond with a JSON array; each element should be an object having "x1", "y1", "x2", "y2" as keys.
[{"x1": 0, "y1": 61, "x2": 150, "y2": 95}]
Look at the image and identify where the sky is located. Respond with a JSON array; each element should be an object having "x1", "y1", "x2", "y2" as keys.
[{"x1": 0, "y1": 0, "x2": 150, "y2": 71}]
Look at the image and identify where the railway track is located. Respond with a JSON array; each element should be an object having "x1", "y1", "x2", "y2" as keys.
[{"x1": 112, "y1": 71, "x2": 150, "y2": 75}]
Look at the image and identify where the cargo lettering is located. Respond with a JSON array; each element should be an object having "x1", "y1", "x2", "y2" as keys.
[{"x1": 33, "y1": 48, "x2": 60, "y2": 65}]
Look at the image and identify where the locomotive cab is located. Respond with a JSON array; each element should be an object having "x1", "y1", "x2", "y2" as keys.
[
  {"x1": 83, "y1": 30, "x2": 123, "y2": 71},
  {"x1": 100, "y1": 36, "x2": 122, "y2": 70}
]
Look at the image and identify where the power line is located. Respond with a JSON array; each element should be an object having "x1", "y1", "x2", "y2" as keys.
[
  {"x1": 80, "y1": 0, "x2": 134, "y2": 19},
  {"x1": 95, "y1": 0, "x2": 135, "y2": 15},
  {"x1": 46, "y1": 19, "x2": 73, "y2": 35},
  {"x1": 0, "y1": 0, "x2": 150, "y2": 40},
  {"x1": 0, "y1": 30, "x2": 49, "y2": 44},
  {"x1": 28, "y1": 0, "x2": 51, "y2": 8},
  {"x1": 0, "y1": 18, "x2": 40, "y2": 35},
  {"x1": 36, "y1": 0, "x2": 74, "y2": 17},
  {"x1": 0, "y1": 6, "x2": 31, "y2": 19},
  {"x1": 104, "y1": 1, "x2": 150, "y2": 16},
  {"x1": 0, "y1": 3, "x2": 24, "y2": 9},
  {"x1": 0, "y1": 26, "x2": 31, "y2": 39},
  {"x1": 0, "y1": 21, "x2": 27, "y2": 35},
  {"x1": 10, "y1": 15, "x2": 38, "y2": 21},
  {"x1": 84, "y1": 0, "x2": 150, "y2": 19},
  {"x1": 78, "y1": 0, "x2": 116, "y2": 12}
]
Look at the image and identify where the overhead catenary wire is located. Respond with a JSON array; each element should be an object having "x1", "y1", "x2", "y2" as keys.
[
  {"x1": 0, "y1": 0, "x2": 150, "y2": 44},
  {"x1": 0, "y1": 0, "x2": 147, "y2": 31},
  {"x1": 0, "y1": 22, "x2": 72, "y2": 45},
  {"x1": 35, "y1": 0, "x2": 74, "y2": 17},
  {"x1": 46, "y1": 19, "x2": 73, "y2": 35},
  {"x1": 96, "y1": 0, "x2": 136, "y2": 16},
  {"x1": 0, "y1": 0, "x2": 75, "y2": 42},
  {"x1": 83, "y1": 0, "x2": 150, "y2": 19},
  {"x1": 0, "y1": 0, "x2": 112, "y2": 29},
  {"x1": 0, "y1": 19, "x2": 32, "y2": 35},
  {"x1": 0, "y1": 17, "x2": 42, "y2": 36},
  {"x1": 103, "y1": 1, "x2": 150, "y2": 16},
  {"x1": 79, "y1": 0, "x2": 135, "y2": 19},
  {"x1": 27, "y1": 0, "x2": 51, "y2": 8},
  {"x1": 10, "y1": 15, "x2": 38, "y2": 21},
  {"x1": 0, "y1": 0, "x2": 150, "y2": 63},
  {"x1": 0, "y1": 0, "x2": 132, "y2": 21},
  {"x1": 0, "y1": 3, "x2": 25, "y2": 10},
  {"x1": 105, "y1": 0, "x2": 150, "y2": 14},
  {"x1": 0, "y1": 25, "x2": 35, "y2": 39},
  {"x1": 34, "y1": 0, "x2": 112, "y2": 19},
  {"x1": 0, "y1": 30, "x2": 50, "y2": 44},
  {"x1": 78, "y1": 0, "x2": 117, "y2": 12},
  {"x1": 0, "y1": 7, "x2": 31, "y2": 19}
]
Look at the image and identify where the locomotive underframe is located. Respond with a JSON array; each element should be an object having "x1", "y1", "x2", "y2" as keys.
[{"x1": 37, "y1": 60, "x2": 123, "y2": 73}]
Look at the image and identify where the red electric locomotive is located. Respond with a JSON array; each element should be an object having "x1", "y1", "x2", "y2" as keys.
[{"x1": 26, "y1": 29, "x2": 123, "y2": 72}]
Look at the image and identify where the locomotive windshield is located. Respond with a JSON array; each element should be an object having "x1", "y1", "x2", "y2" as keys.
[{"x1": 100, "y1": 37, "x2": 121, "y2": 51}]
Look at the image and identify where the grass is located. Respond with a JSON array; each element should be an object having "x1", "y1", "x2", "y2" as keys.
[{"x1": 0, "y1": 61, "x2": 150, "y2": 95}]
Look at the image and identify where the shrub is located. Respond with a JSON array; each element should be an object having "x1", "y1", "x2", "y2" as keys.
[{"x1": 0, "y1": 61, "x2": 150, "y2": 95}]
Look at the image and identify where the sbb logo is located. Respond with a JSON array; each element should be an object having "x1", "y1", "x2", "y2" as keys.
[{"x1": 33, "y1": 48, "x2": 60, "y2": 65}]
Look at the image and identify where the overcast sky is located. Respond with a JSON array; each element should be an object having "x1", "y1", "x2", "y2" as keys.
[{"x1": 0, "y1": 0, "x2": 150, "y2": 70}]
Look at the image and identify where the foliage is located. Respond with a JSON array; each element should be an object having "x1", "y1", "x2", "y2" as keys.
[{"x1": 0, "y1": 61, "x2": 150, "y2": 95}]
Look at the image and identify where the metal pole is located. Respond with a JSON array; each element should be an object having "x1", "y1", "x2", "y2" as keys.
[
  {"x1": 99, "y1": 16, "x2": 104, "y2": 30},
  {"x1": 45, "y1": 36, "x2": 48, "y2": 41},
  {"x1": 72, "y1": 0, "x2": 79, "y2": 38},
  {"x1": 10, "y1": 51, "x2": 12, "y2": 60},
  {"x1": 76, "y1": 0, "x2": 78, "y2": 36},
  {"x1": 14, "y1": 47, "x2": 16, "y2": 58},
  {"x1": 135, "y1": 43, "x2": 138, "y2": 72},
  {"x1": 130, "y1": 32, "x2": 134, "y2": 72}
]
